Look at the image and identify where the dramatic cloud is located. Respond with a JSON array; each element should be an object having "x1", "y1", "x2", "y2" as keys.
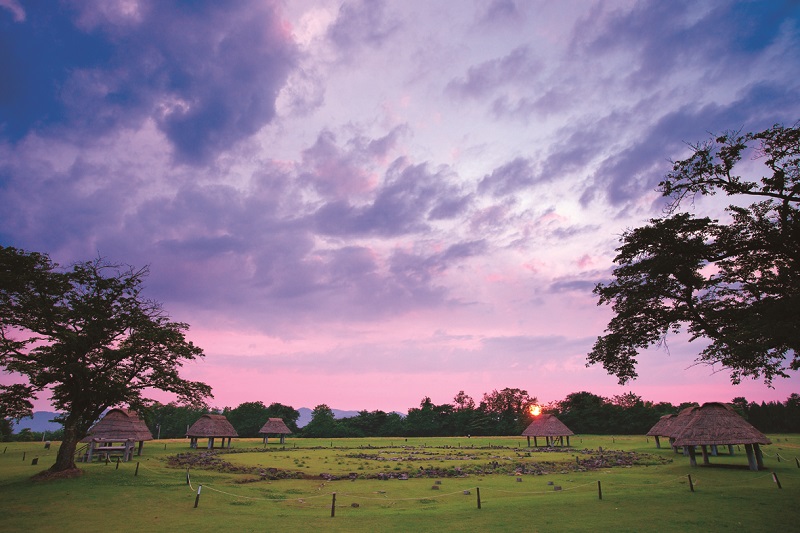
[{"x1": 2, "y1": 0, "x2": 798, "y2": 412}]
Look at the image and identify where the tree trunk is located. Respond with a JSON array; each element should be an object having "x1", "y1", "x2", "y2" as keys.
[{"x1": 51, "y1": 423, "x2": 80, "y2": 472}]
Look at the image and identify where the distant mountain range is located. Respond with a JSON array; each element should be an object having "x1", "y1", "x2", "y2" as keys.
[
  {"x1": 11, "y1": 412, "x2": 63, "y2": 434},
  {"x1": 12, "y1": 408, "x2": 372, "y2": 433}
]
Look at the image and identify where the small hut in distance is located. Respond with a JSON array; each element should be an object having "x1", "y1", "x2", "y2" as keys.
[
  {"x1": 259, "y1": 418, "x2": 292, "y2": 444},
  {"x1": 187, "y1": 414, "x2": 238, "y2": 449},
  {"x1": 80, "y1": 408, "x2": 153, "y2": 462},
  {"x1": 522, "y1": 414, "x2": 575, "y2": 447},
  {"x1": 646, "y1": 414, "x2": 677, "y2": 449}
]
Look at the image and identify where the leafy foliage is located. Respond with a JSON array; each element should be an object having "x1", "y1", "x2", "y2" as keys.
[
  {"x1": 590, "y1": 123, "x2": 800, "y2": 384},
  {"x1": 0, "y1": 247, "x2": 212, "y2": 471}
]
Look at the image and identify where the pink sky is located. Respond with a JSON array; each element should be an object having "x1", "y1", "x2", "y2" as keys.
[{"x1": 3, "y1": 1, "x2": 799, "y2": 415}]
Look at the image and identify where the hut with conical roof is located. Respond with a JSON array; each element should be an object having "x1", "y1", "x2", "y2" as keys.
[
  {"x1": 187, "y1": 414, "x2": 238, "y2": 449},
  {"x1": 259, "y1": 418, "x2": 292, "y2": 444},
  {"x1": 522, "y1": 414, "x2": 575, "y2": 447},
  {"x1": 672, "y1": 402, "x2": 771, "y2": 471},
  {"x1": 646, "y1": 414, "x2": 677, "y2": 449},
  {"x1": 80, "y1": 408, "x2": 153, "y2": 462}
]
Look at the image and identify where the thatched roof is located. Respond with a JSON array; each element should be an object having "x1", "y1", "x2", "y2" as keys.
[
  {"x1": 521, "y1": 414, "x2": 575, "y2": 437},
  {"x1": 81, "y1": 408, "x2": 153, "y2": 442},
  {"x1": 259, "y1": 418, "x2": 292, "y2": 435},
  {"x1": 646, "y1": 414, "x2": 676, "y2": 437},
  {"x1": 186, "y1": 414, "x2": 238, "y2": 438},
  {"x1": 673, "y1": 402, "x2": 771, "y2": 447}
]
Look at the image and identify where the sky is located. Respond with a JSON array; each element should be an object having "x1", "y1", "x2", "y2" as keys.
[{"x1": 1, "y1": 0, "x2": 799, "y2": 414}]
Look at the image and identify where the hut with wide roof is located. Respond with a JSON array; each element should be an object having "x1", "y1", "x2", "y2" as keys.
[
  {"x1": 646, "y1": 414, "x2": 677, "y2": 449},
  {"x1": 672, "y1": 402, "x2": 771, "y2": 471},
  {"x1": 259, "y1": 418, "x2": 292, "y2": 444},
  {"x1": 80, "y1": 408, "x2": 153, "y2": 462},
  {"x1": 522, "y1": 414, "x2": 575, "y2": 447},
  {"x1": 187, "y1": 414, "x2": 238, "y2": 449}
]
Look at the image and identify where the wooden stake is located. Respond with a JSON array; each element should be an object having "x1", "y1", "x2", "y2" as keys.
[
  {"x1": 795, "y1": 457, "x2": 799, "y2": 468},
  {"x1": 116, "y1": 457, "x2": 120, "y2": 470},
  {"x1": 772, "y1": 472, "x2": 782, "y2": 489},
  {"x1": 22, "y1": 451, "x2": 25, "y2": 461},
  {"x1": 688, "y1": 474, "x2": 694, "y2": 492},
  {"x1": 186, "y1": 467, "x2": 190, "y2": 485},
  {"x1": 330, "y1": 492, "x2": 336, "y2": 517},
  {"x1": 194, "y1": 485, "x2": 202, "y2": 508},
  {"x1": 135, "y1": 462, "x2": 140, "y2": 476},
  {"x1": 476, "y1": 487, "x2": 481, "y2": 509},
  {"x1": 597, "y1": 480, "x2": 602, "y2": 500}
]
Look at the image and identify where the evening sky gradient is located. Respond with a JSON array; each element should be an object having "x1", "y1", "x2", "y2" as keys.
[{"x1": 1, "y1": 0, "x2": 799, "y2": 413}]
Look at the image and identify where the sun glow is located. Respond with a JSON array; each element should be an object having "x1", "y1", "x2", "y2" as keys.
[{"x1": 529, "y1": 405, "x2": 541, "y2": 416}]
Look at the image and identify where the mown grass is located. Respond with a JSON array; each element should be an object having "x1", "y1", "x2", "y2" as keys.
[{"x1": 1, "y1": 435, "x2": 799, "y2": 532}]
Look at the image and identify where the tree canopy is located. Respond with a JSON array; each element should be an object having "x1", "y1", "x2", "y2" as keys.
[
  {"x1": 0, "y1": 247, "x2": 212, "y2": 472},
  {"x1": 589, "y1": 123, "x2": 800, "y2": 385}
]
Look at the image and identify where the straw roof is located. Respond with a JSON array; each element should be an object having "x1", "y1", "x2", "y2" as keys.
[
  {"x1": 259, "y1": 418, "x2": 292, "y2": 435},
  {"x1": 673, "y1": 402, "x2": 771, "y2": 447},
  {"x1": 186, "y1": 414, "x2": 238, "y2": 438},
  {"x1": 81, "y1": 408, "x2": 153, "y2": 442},
  {"x1": 521, "y1": 414, "x2": 575, "y2": 437},
  {"x1": 646, "y1": 414, "x2": 676, "y2": 437}
]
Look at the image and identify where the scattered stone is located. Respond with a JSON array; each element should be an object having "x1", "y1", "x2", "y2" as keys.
[
  {"x1": 554, "y1": 486, "x2": 562, "y2": 491},
  {"x1": 351, "y1": 503, "x2": 360, "y2": 508}
]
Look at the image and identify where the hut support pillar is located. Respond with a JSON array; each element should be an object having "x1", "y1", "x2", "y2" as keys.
[
  {"x1": 701, "y1": 445, "x2": 710, "y2": 465},
  {"x1": 688, "y1": 445, "x2": 697, "y2": 467},
  {"x1": 526, "y1": 436, "x2": 530, "y2": 447},
  {"x1": 745, "y1": 444, "x2": 758, "y2": 471},
  {"x1": 280, "y1": 435, "x2": 286, "y2": 444},
  {"x1": 208, "y1": 437, "x2": 214, "y2": 450},
  {"x1": 711, "y1": 445, "x2": 718, "y2": 456},
  {"x1": 137, "y1": 440, "x2": 144, "y2": 456},
  {"x1": 566, "y1": 436, "x2": 570, "y2": 447},
  {"x1": 728, "y1": 444, "x2": 734, "y2": 455},
  {"x1": 654, "y1": 436, "x2": 661, "y2": 449},
  {"x1": 227, "y1": 437, "x2": 232, "y2": 449},
  {"x1": 533, "y1": 436, "x2": 538, "y2": 447},
  {"x1": 755, "y1": 444, "x2": 764, "y2": 470}
]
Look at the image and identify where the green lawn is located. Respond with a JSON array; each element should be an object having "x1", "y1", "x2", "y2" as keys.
[{"x1": 1, "y1": 435, "x2": 799, "y2": 532}]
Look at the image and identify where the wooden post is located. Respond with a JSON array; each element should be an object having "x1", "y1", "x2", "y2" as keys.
[
  {"x1": 688, "y1": 474, "x2": 694, "y2": 492},
  {"x1": 795, "y1": 457, "x2": 799, "y2": 468},
  {"x1": 186, "y1": 467, "x2": 190, "y2": 485},
  {"x1": 597, "y1": 480, "x2": 602, "y2": 500},
  {"x1": 755, "y1": 444, "x2": 764, "y2": 470},
  {"x1": 31, "y1": 457, "x2": 38, "y2": 466},
  {"x1": 194, "y1": 485, "x2": 202, "y2": 508},
  {"x1": 135, "y1": 462, "x2": 140, "y2": 476},
  {"x1": 533, "y1": 436, "x2": 538, "y2": 447},
  {"x1": 772, "y1": 472, "x2": 782, "y2": 489},
  {"x1": 22, "y1": 451, "x2": 26, "y2": 461},
  {"x1": 116, "y1": 457, "x2": 120, "y2": 470},
  {"x1": 654, "y1": 436, "x2": 660, "y2": 449},
  {"x1": 701, "y1": 445, "x2": 710, "y2": 465},
  {"x1": 331, "y1": 493, "x2": 336, "y2": 517},
  {"x1": 688, "y1": 446, "x2": 697, "y2": 467},
  {"x1": 476, "y1": 487, "x2": 481, "y2": 509},
  {"x1": 744, "y1": 444, "x2": 757, "y2": 471},
  {"x1": 526, "y1": 436, "x2": 530, "y2": 447}
]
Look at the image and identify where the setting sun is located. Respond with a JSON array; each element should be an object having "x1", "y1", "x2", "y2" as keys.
[{"x1": 529, "y1": 405, "x2": 541, "y2": 416}]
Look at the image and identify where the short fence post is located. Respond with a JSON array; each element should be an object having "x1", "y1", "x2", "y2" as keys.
[
  {"x1": 115, "y1": 457, "x2": 120, "y2": 470},
  {"x1": 331, "y1": 492, "x2": 336, "y2": 517},
  {"x1": 194, "y1": 485, "x2": 202, "y2": 508},
  {"x1": 688, "y1": 474, "x2": 694, "y2": 492},
  {"x1": 135, "y1": 462, "x2": 140, "y2": 476},
  {"x1": 22, "y1": 451, "x2": 26, "y2": 461},
  {"x1": 795, "y1": 457, "x2": 799, "y2": 468},
  {"x1": 186, "y1": 467, "x2": 190, "y2": 485},
  {"x1": 476, "y1": 487, "x2": 481, "y2": 509},
  {"x1": 597, "y1": 480, "x2": 602, "y2": 500},
  {"x1": 772, "y1": 472, "x2": 782, "y2": 489}
]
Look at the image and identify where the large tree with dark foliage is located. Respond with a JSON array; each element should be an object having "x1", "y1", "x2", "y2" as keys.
[
  {"x1": 589, "y1": 123, "x2": 800, "y2": 385},
  {"x1": 0, "y1": 247, "x2": 212, "y2": 473}
]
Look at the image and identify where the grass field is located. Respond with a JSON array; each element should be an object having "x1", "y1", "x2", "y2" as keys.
[{"x1": 2, "y1": 435, "x2": 799, "y2": 532}]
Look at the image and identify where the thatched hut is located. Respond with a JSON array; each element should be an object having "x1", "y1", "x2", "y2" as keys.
[
  {"x1": 672, "y1": 402, "x2": 771, "y2": 471},
  {"x1": 187, "y1": 414, "x2": 238, "y2": 449},
  {"x1": 522, "y1": 414, "x2": 575, "y2": 447},
  {"x1": 80, "y1": 408, "x2": 153, "y2": 462},
  {"x1": 646, "y1": 414, "x2": 677, "y2": 449},
  {"x1": 259, "y1": 418, "x2": 292, "y2": 444}
]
